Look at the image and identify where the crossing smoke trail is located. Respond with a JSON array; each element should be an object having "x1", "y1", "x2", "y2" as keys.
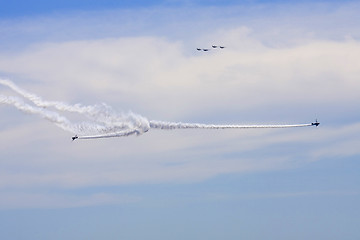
[
  {"x1": 0, "y1": 78, "x2": 151, "y2": 136},
  {"x1": 0, "y1": 95, "x2": 137, "y2": 135},
  {"x1": 0, "y1": 78, "x2": 315, "y2": 140}
]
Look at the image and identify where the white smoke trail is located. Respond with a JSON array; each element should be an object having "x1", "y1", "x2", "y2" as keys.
[
  {"x1": 0, "y1": 95, "x2": 75, "y2": 133},
  {"x1": 73, "y1": 120, "x2": 312, "y2": 140},
  {"x1": 0, "y1": 78, "x2": 150, "y2": 130},
  {"x1": 149, "y1": 121, "x2": 312, "y2": 129},
  {"x1": 0, "y1": 78, "x2": 151, "y2": 136},
  {"x1": 0, "y1": 78, "x2": 121, "y2": 123},
  {"x1": 0, "y1": 94, "x2": 136, "y2": 135},
  {"x1": 77, "y1": 129, "x2": 144, "y2": 140},
  {"x1": 0, "y1": 78, "x2": 316, "y2": 140}
]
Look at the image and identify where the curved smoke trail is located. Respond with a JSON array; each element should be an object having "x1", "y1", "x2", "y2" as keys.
[
  {"x1": 0, "y1": 78, "x2": 141, "y2": 126},
  {"x1": 0, "y1": 78, "x2": 315, "y2": 140}
]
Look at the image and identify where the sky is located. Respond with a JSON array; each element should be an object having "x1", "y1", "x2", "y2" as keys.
[{"x1": 0, "y1": 0, "x2": 360, "y2": 239}]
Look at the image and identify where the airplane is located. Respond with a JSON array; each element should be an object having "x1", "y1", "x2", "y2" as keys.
[
  {"x1": 311, "y1": 119, "x2": 320, "y2": 127},
  {"x1": 72, "y1": 135, "x2": 78, "y2": 141}
]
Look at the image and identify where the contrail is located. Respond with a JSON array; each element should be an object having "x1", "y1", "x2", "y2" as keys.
[{"x1": 0, "y1": 78, "x2": 318, "y2": 140}]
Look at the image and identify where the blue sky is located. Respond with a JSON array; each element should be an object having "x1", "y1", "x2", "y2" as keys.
[
  {"x1": 0, "y1": 0, "x2": 334, "y2": 18},
  {"x1": 0, "y1": 0, "x2": 360, "y2": 240}
]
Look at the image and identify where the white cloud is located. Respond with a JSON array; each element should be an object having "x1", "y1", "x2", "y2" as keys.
[
  {"x1": 0, "y1": 122, "x2": 359, "y2": 190},
  {"x1": 1, "y1": 35, "x2": 359, "y2": 120}
]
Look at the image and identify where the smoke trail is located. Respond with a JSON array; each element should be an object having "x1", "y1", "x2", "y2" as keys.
[
  {"x1": 77, "y1": 129, "x2": 144, "y2": 140},
  {"x1": 0, "y1": 94, "x2": 135, "y2": 135},
  {"x1": 0, "y1": 78, "x2": 122, "y2": 123},
  {"x1": 0, "y1": 78, "x2": 150, "y2": 130},
  {"x1": 0, "y1": 79, "x2": 316, "y2": 140},
  {"x1": 0, "y1": 95, "x2": 75, "y2": 133},
  {"x1": 149, "y1": 121, "x2": 312, "y2": 129},
  {"x1": 0, "y1": 78, "x2": 151, "y2": 136},
  {"x1": 0, "y1": 78, "x2": 100, "y2": 113}
]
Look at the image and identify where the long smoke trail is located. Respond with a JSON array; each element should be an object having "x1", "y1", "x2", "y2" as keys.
[
  {"x1": 0, "y1": 79, "x2": 316, "y2": 140},
  {"x1": 149, "y1": 121, "x2": 312, "y2": 129}
]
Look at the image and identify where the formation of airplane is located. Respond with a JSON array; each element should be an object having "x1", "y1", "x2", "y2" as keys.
[
  {"x1": 197, "y1": 45, "x2": 226, "y2": 51},
  {"x1": 212, "y1": 45, "x2": 225, "y2": 49}
]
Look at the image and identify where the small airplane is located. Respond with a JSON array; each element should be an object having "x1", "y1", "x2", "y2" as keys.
[
  {"x1": 197, "y1": 46, "x2": 225, "y2": 51},
  {"x1": 311, "y1": 119, "x2": 320, "y2": 127},
  {"x1": 72, "y1": 135, "x2": 78, "y2": 141}
]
